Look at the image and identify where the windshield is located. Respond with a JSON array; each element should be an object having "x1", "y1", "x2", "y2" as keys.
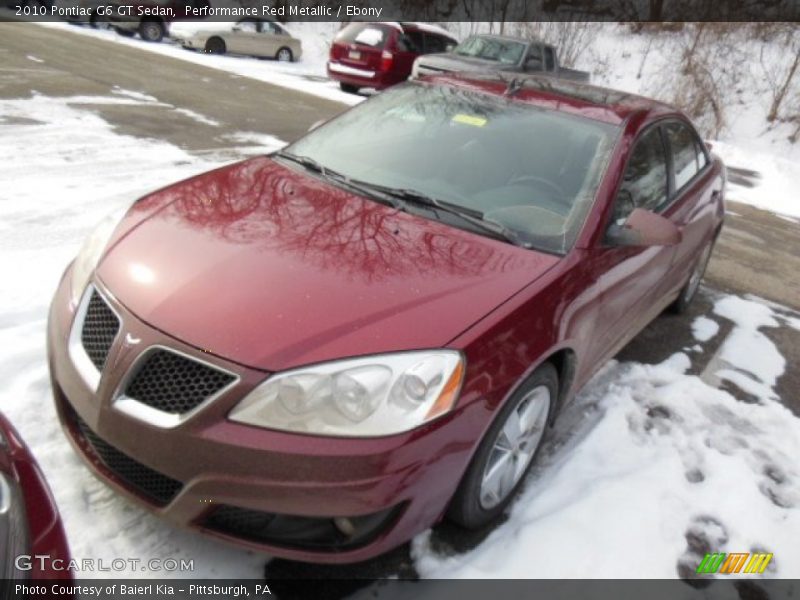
[
  {"x1": 284, "y1": 83, "x2": 618, "y2": 254},
  {"x1": 453, "y1": 36, "x2": 527, "y2": 64}
]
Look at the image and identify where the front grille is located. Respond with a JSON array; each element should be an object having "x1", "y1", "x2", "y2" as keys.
[
  {"x1": 80, "y1": 290, "x2": 120, "y2": 371},
  {"x1": 73, "y1": 414, "x2": 183, "y2": 506},
  {"x1": 125, "y1": 349, "x2": 236, "y2": 415}
]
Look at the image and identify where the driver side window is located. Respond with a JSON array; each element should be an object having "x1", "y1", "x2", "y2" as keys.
[{"x1": 611, "y1": 127, "x2": 668, "y2": 224}]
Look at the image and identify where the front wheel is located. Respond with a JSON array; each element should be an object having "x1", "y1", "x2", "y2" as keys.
[
  {"x1": 670, "y1": 239, "x2": 714, "y2": 314},
  {"x1": 138, "y1": 20, "x2": 164, "y2": 43},
  {"x1": 276, "y1": 47, "x2": 293, "y2": 62},
  {"x1": 204, "y1": 37, "x2": 226, "y2": 55},
  {"x1": 447, "y1": 363, "x2": 556, "y2": 528}
]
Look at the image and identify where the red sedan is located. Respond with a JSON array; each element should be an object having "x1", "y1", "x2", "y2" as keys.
[
  {"x1": 47, "y1": 73, "x2": 724, "y2": 563},
  {"x1": 0, "y1": 413, "x2": 71, "y2": 584}
]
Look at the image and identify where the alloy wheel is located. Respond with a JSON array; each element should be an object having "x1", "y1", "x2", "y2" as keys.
[{"x1": 479, "y1": 385, "x2": 550, "y2": 510}]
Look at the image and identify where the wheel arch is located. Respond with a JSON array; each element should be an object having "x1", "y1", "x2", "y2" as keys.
[{"x1": 541, "y1": 347, "x2": 577, "y2": 426}]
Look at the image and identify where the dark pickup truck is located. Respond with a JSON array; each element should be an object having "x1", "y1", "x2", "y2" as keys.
[{"x1": 412, "y1": 34, "x2": 590, "y2": 82}]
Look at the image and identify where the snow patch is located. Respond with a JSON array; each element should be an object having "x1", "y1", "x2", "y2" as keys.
[
  {"x1": 0, "y1": 93, "x2": 265, "y2": 578},
  {"x1": 174, "y1": 107, "x2": 220, "y2": 127},
  {"x1": 111, "y1": 87, "x2": 160, "y2": 103},
  {"x1": 413, "y1": 297, "x2": 800, "y2": 578},
  {"x1": 711, "y1": 141, "x2": 800, "y2": 219},
  {"x1": 691, "y1": 316, "x2": 720, "y2": 342},
  {"x1": 224, "y1": 131, "x2": 286, "y2": 153}
]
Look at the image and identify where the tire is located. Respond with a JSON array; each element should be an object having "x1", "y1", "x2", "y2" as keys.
[
  {"x1": 339, "y1": 82, "x2": 359, "y2": 94},
  {"x1": 204, "y1": 37, "x2": 226, "y2": 55},
  {"x1": 113, "y1": 27, "x2": 136, "y2": 38},
  {"x1": 89, "y1": 13, "x2": 109, "y2": 29},
  {"x1": 276, "y1": 47, "x2": 293, "y2": 62},
  {"x1": 670, "y1": 238, "x2": 715, "y2": 315},
  {"x1": 447, "y1": 363, "x2": 557, "y2": 529},
  {"x1": 138, "y1": 20, "x2": 164, "y2": 43}
]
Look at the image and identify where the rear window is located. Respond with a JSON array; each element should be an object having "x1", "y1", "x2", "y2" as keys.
[
  {"x1": 335, "y1": 23, "x2": 391, "y2": 48},
  {"x1": 424, "y1": 33, "x2": 452, "y2": 54},
  {"x1": 453, "y1": 36, "x2": 527, "y2": 65},
  {"x1": 665, "y1": 122, "x2": 701, "y2": 190}
]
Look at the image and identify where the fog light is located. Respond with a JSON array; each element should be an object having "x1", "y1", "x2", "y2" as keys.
[{"x1": 333, "y1": 516, "x2": 356, "y2": 537}]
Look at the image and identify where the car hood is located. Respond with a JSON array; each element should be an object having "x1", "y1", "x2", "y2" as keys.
[
  {"x1": 98, "y1": 157, "x2": 558, "y2": 371},
  {"x1": 418, "y1": 53, "x2": 514, "y2": 72}
]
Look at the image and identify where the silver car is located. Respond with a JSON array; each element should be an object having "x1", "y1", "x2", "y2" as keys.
[{"x1": 180, "y1": 18, "x2": 302, "y2": 62}]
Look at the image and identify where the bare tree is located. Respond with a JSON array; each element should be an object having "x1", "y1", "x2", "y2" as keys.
[
  {"x1": 509, "y1": 21, "x2": 599, "y2": 67},
  {"x1": 760, "y1": 26, "x2": 800, "y2": 122}
]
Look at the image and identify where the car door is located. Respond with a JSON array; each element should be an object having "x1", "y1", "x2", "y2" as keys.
[
  {"x1": 580, "y1": 125, "x2": 678, "y2": 372},
  {"x1": 655, "y1": 120, "x2": 720, "y2": 298},
  {"x1": 227, "y1": 18, "x2": 259, "y2": 55},
  {"x1": 256, "y1": 20, "x2": 284, "y2": 58}
]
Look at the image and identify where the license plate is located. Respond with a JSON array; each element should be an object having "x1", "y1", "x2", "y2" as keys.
[{"x1": 348, "y1": 50, "x2": 361, "y2": 60}]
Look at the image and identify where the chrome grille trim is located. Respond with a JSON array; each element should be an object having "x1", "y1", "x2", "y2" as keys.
[
  {"x1": 112, "y1": 345, "x2": 240, "y2": 429},
  {"x1": 68, "y1": 284, "x2": 121, "y2": 391}
]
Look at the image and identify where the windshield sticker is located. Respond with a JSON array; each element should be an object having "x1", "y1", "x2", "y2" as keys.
[{"x1": 452, "y1": 114, "x2": 487, "y2": 127}]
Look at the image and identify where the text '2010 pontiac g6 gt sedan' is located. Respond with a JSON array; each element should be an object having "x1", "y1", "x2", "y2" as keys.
[{"x1": 47, "y1": 73, "x2": 724, "y2": 563}]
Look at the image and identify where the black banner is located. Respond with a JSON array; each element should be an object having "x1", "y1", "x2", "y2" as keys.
[
  {"x1": 3, "y1": 579, "x2": 800, "y2": 600},
  {"x1": 2, "y1": 0, "x2": 800, "y2": 23}
]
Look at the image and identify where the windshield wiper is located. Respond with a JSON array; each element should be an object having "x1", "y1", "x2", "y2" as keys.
[
  {"x1": 275, "y1": 155, "x2": 526, "y2": 247},
  {"x1": 275, "y1": 151, "x2": 345, "y2": 180},
  {"x1": 349, "y1": 182, "x2": 529, "y2": 248},
  {"x1": 275, "y1": 151, "x2": 401, "y2": 209}
]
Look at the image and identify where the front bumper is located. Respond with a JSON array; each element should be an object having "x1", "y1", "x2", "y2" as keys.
[{"x1": 47, "y1": 269, "x2": 483, "y2": 563}]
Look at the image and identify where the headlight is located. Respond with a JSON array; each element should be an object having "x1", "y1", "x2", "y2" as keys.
[
  {"x1": 229, "y1": 351, "x2": 465, "y2": 437},
  {"x1": 69, "y1": 207, "x2": 127, "y2": 306}
]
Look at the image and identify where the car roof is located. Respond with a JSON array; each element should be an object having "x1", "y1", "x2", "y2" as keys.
[
  {"x1": 469, "y1": 33, "x2": 540, "y2": 45},
  {"x1": 398, "y1": 22, "x2": 457, "y2": 38},
  {"x1": 423, "y1": 72, "x2": 678, "y2": 126}
]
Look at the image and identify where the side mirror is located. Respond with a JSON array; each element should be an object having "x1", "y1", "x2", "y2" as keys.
[{"x1": 606, "y1": 208, "x2": 682, "y2": 247}]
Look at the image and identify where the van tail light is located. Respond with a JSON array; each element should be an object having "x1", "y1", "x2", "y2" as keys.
[{"x1": 380, "y1": 50, "x2": 393, "y2": 72}]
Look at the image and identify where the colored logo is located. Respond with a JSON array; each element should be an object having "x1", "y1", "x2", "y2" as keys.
[{"x1": 696, "y1": 552, "x2": 773, "y2": 575}]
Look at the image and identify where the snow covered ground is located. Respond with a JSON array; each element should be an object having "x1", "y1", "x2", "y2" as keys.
[
  {"x1": 0, "y1": 92, "x2": 284, "y2": 578},
  {"x1": 413, "y1": 294, "x2": 800, "y2": 578},
  {"x1": 3, "y1": 21, "x2": 799, "y2": 583}
]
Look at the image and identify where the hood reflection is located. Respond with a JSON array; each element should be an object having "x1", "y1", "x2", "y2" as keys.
[{"x1": 140, "y1": 157, "x2": 528, "y2": 283}]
